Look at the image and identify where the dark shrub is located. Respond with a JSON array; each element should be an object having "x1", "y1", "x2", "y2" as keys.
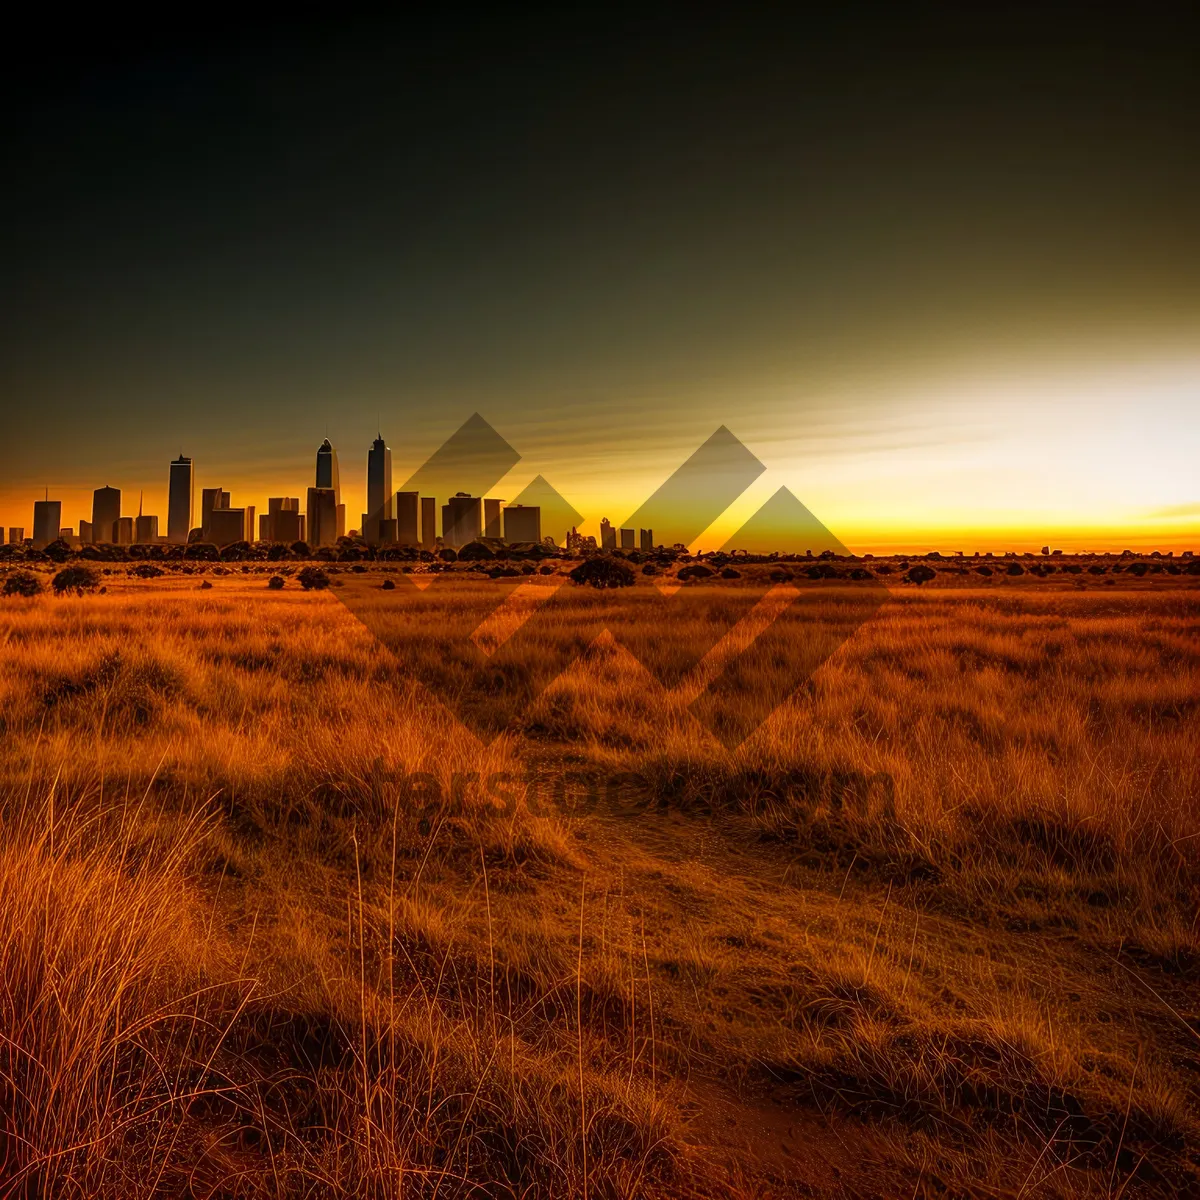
[
  {"x1": 351, "y1": 563, "x2": 367, "y2": 574},
  {"x1": 266, "y1": 542, "x2": 290, "y2": 561},
  {"x1": 267, "y1": 575, "x2": 286, "y2": 590},
  {"x1": 185, "y1": 543, "x2": 220, "y2": 562},
  {"x1": 52, "y1": 565, "x2": 100, "y2": 595},
  {"x1": 290, "y1": 541, "x2": 311, "y2": 558},
  {"x1": 976, "y1": 565, "x2": 994, "y2": 576},
  {"x1": 1088, "y1": 565, "x2": 1107, "y2": 575},
  {"x1": 458, "y1": 541, "x2": 495, "y2": 561},
  {"x1": 199, "y1": 580, "x2": 213, "y2": 590},
  {"x1": 872, "y1": 564, "x2": 893, "y2": 575},
  {"x1": 720, "y1": 567, "x2": 742, "y2": 579},
  {"x1": 769, "y1": 568, "x2": 793, "y2": 583},
  {"x1": 3, "y1": 571, "x2": 42, "y2": 597},
  {"x1": 129, "y1": 563, "x2": 164, "y2": 579},
  {"x1": 44, "y1": 539, "x2": 72, "y2": 563},
  {"x1": 438, "y1": 548, "x2": 458, "y2": 563},
  {"x1": 1006, "y1": 563, "x2": 1025, "y2": 576},
  {"x1": 298, "y1": 566, "x2": 331, "y2": 590},
  {"x1": 641, "y1": 562, "x2": 660, "y2": 576},
  {"x1": 678, "y1": 564, "x2": 715, "y2": 582},
  {"x1": 220, "y1": 541, "x2": 255, "y2": 562},
  {"x1": 381, "y1": 578, "x2": 396, "y2": 590},
  {"x1": 906, "y1": 565, "x2": 936, "y2": 586},
  {"x1": 569, "y1": 556, "x2": 636, "y2": 589},
  {"x1": 539, "y1": 564, "x2": 555, "y2": 575}
]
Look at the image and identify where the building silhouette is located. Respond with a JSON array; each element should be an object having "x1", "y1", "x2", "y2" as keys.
[
  {"x1": 263, "y1": 497, "x2": 302, "y2": 543},
  {"x1": 136, "y1": 514, "x2": 159, "y2": 543},
  {"x1": 201, "y1": 488, "x2": 230, "y2": 542},
  {"x1": 168, "y1": 456, "x2": 193, "y2": 544},
  {"x1": 619, "y1": 527, "x2": 635, "y2": 550},
  {"x1": 114, "y1": 516, "x2": 134, "y2": 545},
  {"x1": 484, "y1": 498, "x2": 502, "y2": 539},
  {"x1": 9, "y1": 527, "x2": 25, "y2": 545},
  {"x1": 394, "y1": 491, "x2": 420, "y2": 546},
  {"x1": 503, "y1": 503, "x2": 541, "y2": 544},
  {"x1": 92, "y1": 486, "x2": 121, "y2": 544},
  {"x1": 315, "y1": 439, "x2": 345, "y2": 539},
  {"x1": 307, "y1": 487, "x2": 338, "y2": 547},
  {"x1": 79, "y1": 520, "x2": 93, "y2": 543},
  {"x1": 443, "y1": 493, "x2": 482, "y2": 548},
  {"x1": 420, "y1": 496, "x2": 437, "y2": 549},
  {"x1": 639, "y1": 528, "x2": 654, "y2": 551},
  {"x1": 33, "y1": 498, "x2": 61, "y2": 548},
  {"x1": 207, "y1": 508, "x2": 246, "y2": 547},
  {"x1": 600, "y1": 518, "x2": 616, "y2": 550},
  {"x1": 364, "y1": 434, "x2": 393, "y2": 543}
]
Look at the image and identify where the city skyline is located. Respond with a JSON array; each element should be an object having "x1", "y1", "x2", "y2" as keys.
[{"x1": 5, "y1": 394, "x2": 1198, "y2": 556}]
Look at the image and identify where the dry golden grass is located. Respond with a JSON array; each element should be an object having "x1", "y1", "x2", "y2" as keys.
[{"x1": 0, "y1": 569, "x2": 1197, "y2": 1198}]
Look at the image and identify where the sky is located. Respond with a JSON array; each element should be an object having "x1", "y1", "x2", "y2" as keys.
[{"x1": 2, "y1": 8, "x2": 1198, "y2": 552}]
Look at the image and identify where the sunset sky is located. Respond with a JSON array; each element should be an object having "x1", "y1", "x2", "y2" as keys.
[{"x1": 2, "y1": 10, "x2": 1197, "y2": 552}]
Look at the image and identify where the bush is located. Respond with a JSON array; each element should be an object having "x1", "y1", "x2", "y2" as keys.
[
  {"x1": 289, "y1": 541, "x2": 311, "y2": 558},
  {"x1": 906, "y1": 565, "x2": 936, "y2": 586},
  {"x1": 52, "y1": 566, "x2": 100, "y2": 595},
  {"x1": 1006, "y1": 563, "x2": 1025, "y2": 576},
  {"x1": 678, "y1": 564, "x2": 715, "y2": 581},
  {"x1": 129, "y1": 563, "x2": 164, "y2": 579},
  {"x1": 185, "y1": 543, "x2": 220, "y2": 562},
  {"x1": 568, "y1": 556, "x2": 636, "y2": 589},
  {"x1": 44, "y1": 539, "x2": 72, "y2": 563},
  {"x1": 720, "y1": 567, "x2": 741, "y2": 579},
  {"x1": 267, "y1": 575, "x2": 286, "y2": 590},
  {"x1": 381, "y1": 578, "x2": 396, "y2": 590},
  {"x1": 297, "y1": 566, "x2": 331, "y2": 591},
  {"x1": 2, "y1": 571, "x2": 42, "y2": 597},
  {"x1": 458, "y1": 541, "x2": 495, "y2": 561}
]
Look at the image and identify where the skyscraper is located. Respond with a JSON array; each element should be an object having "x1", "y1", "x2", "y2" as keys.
[
  {"x1": 620, "y1": 527, "x2": 635, "y2": 550},
  {"x1": 639, "y1": 528, "x2": 654, "y2": 551},
  {"x1": 307, "y1": 487, "x2": 338, "y2": 547},
  {"x1": 135, "y1": 514, "x2": 159, "y2": 543},
  {"x1": 9, "y1": 528, "x2": 25, "y2": 545},
  {"x1": 32, "y1": 498, "x2": 61, "y2": 548},
  {"x1": 484, "y1": 498, "x2": 502, "y2": 539},
  {"x1": 394, "y1": 491, "x2": 420, "y2": 546},
  {"x1": 365, "y1": 434, "x2": 393, "y2": 543},
  {"x1": 445, "y1": 493, "x2": 482, "y2": 548},
  {"x1": 168, "y1": 456, "x2": 194, "y2": 544},
  {"x1": 316, "y1": 438, "x2": 341, "y2": 501},
  {"x1": 201, "y1": 488, "x2": 230, "y2": 542},
  {"x1": 600, "y1": 518, "x2": 616, "y2": 550},
  {"x1": 114, "y1": 516, "x2": 134, "y2": 545},
  {"x1": 421, "y1": 497, "x2": 437, "y2": 548},
  {"x1": 92, "y1": 486, "x2": 121, "y2": 544}
]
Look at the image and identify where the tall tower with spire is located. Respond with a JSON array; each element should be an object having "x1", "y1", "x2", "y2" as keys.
[{"x1": 365, "y1": 433, "x2": 393, "y2": 542}]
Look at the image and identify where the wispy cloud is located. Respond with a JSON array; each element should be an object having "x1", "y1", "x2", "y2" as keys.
[{"x1": 1149, "y1": 502, "x2": 1200, "y2": 519}]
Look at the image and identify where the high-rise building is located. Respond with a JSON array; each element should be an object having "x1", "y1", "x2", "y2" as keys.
[
  {"x1": 421, "y1": 497, "x2": 437, "y2": 548},
  {"x1": 78, "y1": 520, "x2": 92, "y2": 543},
  {"x1": 600, "y1": 518, "x2": 616, "y2": 550},
  {"x1": 484, "y1": 498, "x2": 502, "y2": 539},
  {"x1": 114, "y1": 516, "x2": 134, "y2": 545},
  {"x1": 244, "y1": 506, "x2": 256, "y2": 543},
  {"x1": 307, "y1": 487, "x2": 338, "y2": 547},
  {"x1": 168, "y1": 456, "x2": 194, "y2": 544},
  {"x1": 619, "y1": 527, "x2": 635, "y2": 550},
  {"x1": 207, "y1": 508, "x2": 245, "y2": 548},
  {"x1": 503, "y1": 504, "x2": 541, "y2": 544},
  {"x1": 444, "y1": 493, "x2": 482, "y2": 548},
  {"x1": 33, "y1": 499, "x2": 62, "y2": 548},
  {"x1": 262, "y1": 497, "x2": 301, "y2": 543},
  {"x1": 365, "y1": 434, "x2": 393, "y2": 543},
  {"x1": 316, "y1": 438, "x2": 341, "y2": 502},
  {"x1": 394, "y1": 491, "x2": 420, "y2": 545},
  {"x1": 8, "y1": 528, "x2": 25, "y2": 545},
  {"x1": 639, "y1": 528, "x2": 654, "y2": 551},
  {"x1": 135, "y1": 514, "x2": 159, "y2": 543},
  {"x1": 92, "y1": 486, "x2": 121, "y2": 544},
  {"x1": 0, "y1": 526, "x2": 4, "y2": 545},
  {"x1": 201, "y1": 488, "x2": 230, "y2": 542}
]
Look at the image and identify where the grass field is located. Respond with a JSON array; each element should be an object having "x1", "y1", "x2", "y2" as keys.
[{"x1": 0, "y1": 563, "x2": 1197, "y2": 1198}]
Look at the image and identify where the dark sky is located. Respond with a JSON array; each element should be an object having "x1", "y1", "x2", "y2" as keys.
[{"x1": 3, "y1": 7, "x2": 1198, "y2": 546}]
